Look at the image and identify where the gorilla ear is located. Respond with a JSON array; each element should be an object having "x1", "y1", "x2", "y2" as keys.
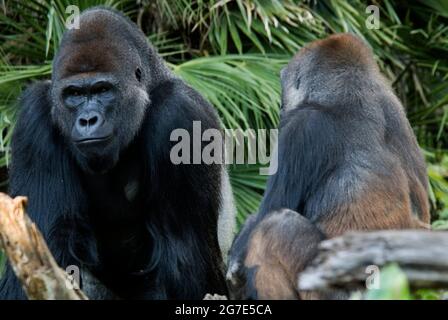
[{"x1": 135, "y1": 68, "x2": 142, "y2": 82}]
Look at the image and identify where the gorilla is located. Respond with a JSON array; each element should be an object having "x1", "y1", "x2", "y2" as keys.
[
  {"x1": 0, "y1": 7, "x2": 236, "y2": 299},
  {"x1": 227, "y1": 33, "x2": 430, "y2": 299}
]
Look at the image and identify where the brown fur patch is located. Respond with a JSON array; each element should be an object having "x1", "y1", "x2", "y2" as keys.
[
  {"x1": 316, "y1": 168, "x2": 429, "y2": 237},
  {"x1": 59, "y1": 41, "x2": 122, "y2": 78},
  {"x1": 296, "y1": 33, "x2": 375, "y2": 69},
  {"x1": 55, "y1": 10, "x2": 131, "y2": 79},
  {"x1": 244, "y1": 210, "x2": 324, "y2": 299}
]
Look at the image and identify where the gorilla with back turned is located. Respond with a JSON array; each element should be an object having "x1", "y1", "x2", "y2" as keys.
[
  {"x1": 0, "y1": 7, "x2": 236, "y2": 299},
  {"x1": 227, "y1": 33, "x2": 429, "y2": 299}
]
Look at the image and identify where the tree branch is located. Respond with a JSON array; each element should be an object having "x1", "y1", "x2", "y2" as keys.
[
  {"x1": 298, "y1": 230, "x2": 448, "y2": 292},
  {"x1": 0, "y1": 193, "x2": 87, "y2": 300}
]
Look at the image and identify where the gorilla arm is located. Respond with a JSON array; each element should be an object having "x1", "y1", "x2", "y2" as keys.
[
  {"x1": 227, "y1": 108, "x2": 334, "y2": 299},
  {"x1": 139, "y1": 79, "x2": 230, "y2": 299},
  {"x1": 231, "y1": 209, "x2": 325, "y2": 299},
  {"x1": 0, "y1": 82, "x2": 96, "y2": 299}
]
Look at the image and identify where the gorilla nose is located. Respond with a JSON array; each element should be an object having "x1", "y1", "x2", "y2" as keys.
[
  {"x1": 76, "y1": 111, "x2": 104, "y2": 133},
  {"x1": 78, "y1": 113, "x2": 100, "y2": 128},
  {"x1": 73, "y1": 111, "x2": 111, "y2": 143}
]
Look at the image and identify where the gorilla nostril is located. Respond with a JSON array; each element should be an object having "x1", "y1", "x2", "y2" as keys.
[
  {"x1": 78, "y1": 115, "x2": 99, "y2": 128},
  {"x1": 88, "y1": 116, "x2": 98, "y2": 126},
  {"x1": 73, "y1": 111, "x2": 108, "y2": 143},
  {"x1": 79, "y1": 118, "x2": 88, "y2": 127}
]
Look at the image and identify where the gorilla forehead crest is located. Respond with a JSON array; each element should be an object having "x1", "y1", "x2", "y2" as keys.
[
  {"x1": 296, "y1": 33, "x2": 375, "y2": 69},
  {"x1": 53, "y1": 9, "x2": 147, "y2": 80}
]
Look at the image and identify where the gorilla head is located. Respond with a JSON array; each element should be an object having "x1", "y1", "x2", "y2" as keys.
[
  {"x1": 280, "y1": 33, "x2": 380, "y2": 112},
  {"x1": 50, "y1": 8, "x2": 171, "y2": 173}
]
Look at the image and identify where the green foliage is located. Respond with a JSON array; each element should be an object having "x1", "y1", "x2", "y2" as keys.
[
  {"x1": 428, "y1": 155, "x2": 448, "y2": 228},
  {"x1": 2, "y1": 0, "x2": 447, "y2": 225},
  {"x1": 364, "y1": 264, "x2": 411, "y2": 300},
  {"x1": 173, "y1": 54, "x2": 284, "y2": 130},
  {"x1": 0, "y1": 249, "x2": 5, "y2": 277},
  {"x1": 413, "y1": 288, "x2": 448, "y2": 300},
  {"x1": 361, "y1": 264, "x2": 448, "y2": 300},
  {"x1": 0, "y1": 0, "x2": 448, "y2": 294}
]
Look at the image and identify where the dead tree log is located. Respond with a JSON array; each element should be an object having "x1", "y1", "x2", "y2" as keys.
[
  {"x1": 0, "y1": 193, "x2": 87, "y2": 300},
  {"x1": 298, "y1": 230, "x2": 448, "y2": 292}
]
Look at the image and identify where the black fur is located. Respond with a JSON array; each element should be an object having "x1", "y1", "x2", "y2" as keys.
[{"x1": 0, "y1": 8, "x2": 227, "y2": 300}]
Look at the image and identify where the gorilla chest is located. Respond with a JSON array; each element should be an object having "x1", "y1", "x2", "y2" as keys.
[
  {"x1": 81, "y1": 164, "x2": 151, "y2": 268},
  {"x1": 82, "y1": 153, "x2": 144, "y2": 217},
  {"x1": 86, "y1": 176, "x2": 142, "y2": 219}
]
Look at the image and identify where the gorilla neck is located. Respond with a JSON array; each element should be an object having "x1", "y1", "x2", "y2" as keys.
[
  {"x1": 80, "y1": 141, "x2": 144, "y2": 223},
  {"x1": 82, "y1": 155, "x2": 119, "y2": 175},
  {"x1": 73, "y1": 144, "x2": 120, "y2": 175}
]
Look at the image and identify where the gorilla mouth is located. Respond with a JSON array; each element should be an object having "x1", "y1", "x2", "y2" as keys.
[
  {"x1": 75, "y1": 135, "x2": 113, "y2": 145},
  {"x1": 73, "y1": 134, "x2": 118, "y2": 173}
]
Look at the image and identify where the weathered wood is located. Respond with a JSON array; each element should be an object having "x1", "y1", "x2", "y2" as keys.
[
  {"x1": 0, "y1": 193, "x2": 87, "y2": 300},
  {"x1": 298, "y1": 230, "x2": 448, "y2": 292}
]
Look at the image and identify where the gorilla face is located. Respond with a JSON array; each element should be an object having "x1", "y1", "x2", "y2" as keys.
[{"x1": 50, "y1": 10, "x2": 150, "y2": 174}]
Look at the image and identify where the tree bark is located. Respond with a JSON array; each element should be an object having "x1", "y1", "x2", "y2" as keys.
[
  {"x1": 298, "y1": 230, "x2": 448, "y2": 292},
  {"x1": 0, "y1": 193, "x2": 87, "y2": 300}
]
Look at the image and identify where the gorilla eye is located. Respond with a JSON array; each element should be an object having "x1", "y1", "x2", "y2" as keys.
[
  {"x1": 91, "y1": 82, "x2": 112, "y2": 95},
  {"x1": 135, "y1": 68, "x2": 142, "y2": 82},
  {"x1": 64, "y1": 86, "x2": 83, "y2": 98}
]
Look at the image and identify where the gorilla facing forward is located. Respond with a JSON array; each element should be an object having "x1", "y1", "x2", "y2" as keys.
[{"x1": 0, "y1": 7, "x2": 235, "y2": 299}]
